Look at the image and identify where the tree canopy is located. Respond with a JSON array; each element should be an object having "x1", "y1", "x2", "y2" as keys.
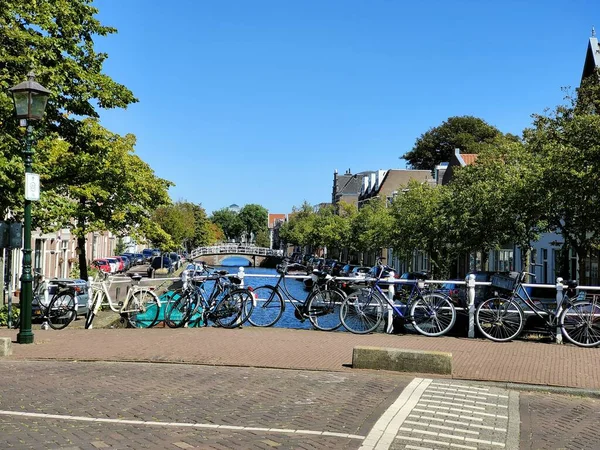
[{"x1": 402, "y1": 116, "x2": 511, "y2": 170}]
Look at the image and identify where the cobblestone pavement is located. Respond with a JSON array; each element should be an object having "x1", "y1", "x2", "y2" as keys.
[
  {"x1": 0, "y1": 360, "x2": 410, "y2": 449},
  {"x1": 1, "y1": 327, "x2": 600, "y2": 390},
  {"x1": 1, "y1": 361, "x2": 599, "y2": 449},
  {"x1": 519, "y1": 392, "x2": 600, "y2": 450}
]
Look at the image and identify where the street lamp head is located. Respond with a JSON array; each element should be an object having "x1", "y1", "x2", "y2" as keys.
[{"x1": 8, "y1": 71, "x2": 51, "y2": 121}]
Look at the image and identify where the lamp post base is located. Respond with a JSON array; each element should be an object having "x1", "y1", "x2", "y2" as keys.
[{"x1": 16, "y1": 331, "x2": 34, "y2": 344}]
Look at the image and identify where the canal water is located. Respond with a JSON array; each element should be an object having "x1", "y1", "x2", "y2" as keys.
[{"x1": 216, "y1": 256, "x2": 328, "y2": 331}]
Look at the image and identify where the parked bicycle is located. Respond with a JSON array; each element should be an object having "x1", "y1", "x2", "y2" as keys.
[
  {"x1": 163, "y1": 266, "x2": 253, "y2": 328},
  {"x1": 339, "y1": 257, "x2": 457, "y2": 336},
  {"x1": 84, "y1": 273, "x2": 161, "y2": 329},
  {"x1": 246, "y1": 258, "x2": 346, "y2": 331},
  {"x1": 20, "y1": 271, "x2": 82, "y2": 330},
  {"x1": 475, "y1": 270, "x2": 600, "y2": 347}
]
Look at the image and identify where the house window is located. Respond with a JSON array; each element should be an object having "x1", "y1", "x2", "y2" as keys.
[
  {"x1": 34, "y1": 239, "x2": 43, "y2": 272},
  {"x1": 542, "y1": 248, "x2": 548, "y2": 284},
  {"x1": 497, "y1": 250, "x2": 513, "y2": 272}
]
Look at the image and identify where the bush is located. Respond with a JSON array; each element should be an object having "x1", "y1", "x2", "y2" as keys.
[{"x1": 0, "y1": 305, "x2": 19, "y2": 327}]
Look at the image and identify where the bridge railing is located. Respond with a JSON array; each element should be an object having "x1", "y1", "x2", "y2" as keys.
[{"x1": 190, "y1": 245, "x2": 283, "y2": 259}]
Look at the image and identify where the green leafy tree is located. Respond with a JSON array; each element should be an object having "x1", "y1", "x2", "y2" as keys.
[
  {"x1": 210, "y1": 208, "x2": 244, "y2": 242},
  {"x1": 351, "y1": 197, "x2": 393, "y2": 259},
  {"x1": 254, "y1": 228, "x2": 271, "y2": 248},
  {"x1": 279, "y1": 202, "x2": 315, "y2": 249},
  {"x1": 309, "y1": 204, "x2": 353, "y2": 257},
  {"x1": 153, "y1": 202, "x2": 195, "y2": 251},
  {"x1": 524, "y1": 75, "x2": 600, "y2": 284},
  {"x1": 0, "y1": 0, "x2": 137, "y2": 216},
  {"x1": 176, "y1": 202, "x2": 214, "y2": 251},
  {"x1": 38, "y1": 119, "x2": 172, "y2": 279},
  {"x1": 238, "y1": 204, "x2": 268, "y2": 243},
  {"x1": 389, "y1": 181, "x2": 454, "y2": 278},
  {"x1": 402, "y1": 116, "x2": 513, "y2": 170},
  {"x1": 447, "y1": 138, "x2": 547, "y2": 270}
]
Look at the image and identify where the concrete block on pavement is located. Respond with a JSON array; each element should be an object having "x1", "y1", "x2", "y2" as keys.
[
  {"x1": 0, "y1": 337, "x2": 12, "y2": 357},
  {"x1": 352, "y1": 345, "x2": 452, "y2": 375}
]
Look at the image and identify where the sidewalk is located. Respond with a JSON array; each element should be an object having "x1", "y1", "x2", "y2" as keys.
[{"x1": 1, "y1": 326, "x2": 599, "y2": 391}]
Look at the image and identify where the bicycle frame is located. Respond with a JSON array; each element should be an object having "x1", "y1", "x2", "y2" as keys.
[
  {"x1": 269, "y1": 270, "x2": 331, "y2": 314},
  {"x1": 505, "y1": 279, "x2": 578, "y2": 326},
  {"x1": 89, "y1": 278, "x2": 158, "y2": 315},
  {"x1": 357, "y1": 259, "x2": 426, "y2": 320}
]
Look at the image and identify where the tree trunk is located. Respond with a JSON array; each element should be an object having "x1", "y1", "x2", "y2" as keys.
[
  {"x1": 576, "y1": 247, "x2": 589, "y2": 286},
  {"x1": 77, "y1": 235, "x2": 88, "y2": 281}
]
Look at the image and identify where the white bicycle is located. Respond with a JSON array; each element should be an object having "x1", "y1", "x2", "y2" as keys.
[{"x1": 85, "y1": 274, "x2": 161, "y2": 329}]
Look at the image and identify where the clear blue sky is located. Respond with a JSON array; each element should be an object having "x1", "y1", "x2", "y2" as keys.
[{"x1": 94, "y1": 0, "x2": 597, "y2": 215}]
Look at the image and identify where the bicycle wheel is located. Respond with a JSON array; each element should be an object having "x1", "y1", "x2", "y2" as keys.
[
  {"x1": 410, "y1": 293, "x2": 457, "y2": 337},
  {"x1": 560, "y1": 300, "x2": 600, "y2": 347},
  {"x1": 340, "y1": 288, "x2": 384, "y2": 334},
  {"x1": 247, "y1": 285, "x2": 284, "y2": 327},
  {"x1": 127, "y1": 290, "x2": 161, "y2": 328},
  {"x1": 475, "y1": 297, "x2": 524, "y2": 342},
  {"x1": 214, "y1": 289, "x2": 250, "y2": 328},
  {"x1": 47, "y1": 292, "x2": 77, "y2": 330},
  {"x1": 306, "y1": 289, "x2": 344, "y2": 331},
  {"x1": 164, "y1": 291, "x2": 193, "y2": 328}
]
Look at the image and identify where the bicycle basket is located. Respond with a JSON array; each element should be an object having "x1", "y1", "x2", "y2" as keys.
[{"x1": 490, "y1": 272, "x2": 518, "y2": 292}]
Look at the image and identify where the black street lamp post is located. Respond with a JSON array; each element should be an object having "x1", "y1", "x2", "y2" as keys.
[{"x1": 8, "y1": 71, "x2": 51, "y2": 344}]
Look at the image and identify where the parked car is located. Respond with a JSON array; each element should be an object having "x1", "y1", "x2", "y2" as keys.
[
  {"x1": 130, "y1": 253, "x2": 145, "y2": 265},
  {"x1": 113, "y1": 256, "x2": 126, "y2": 273},
  {"x1": 168, "y1": 252, "x2": 182, "y2": 270},
  {"x1": 436, "y1": 279, "x2": 464, "y2": 304},
  {"x1": 350, "y1": 266, "x2": 371, "y2": 279},
  {"x1": 455, "y1": 271, "x2": 512, "y2": 306},
  {"x1": 32, "y1": 278, "x2": 89, "y2": 320},
  {"x1": 324, "y1": 259, "x2": 339, "y2": 274},
  {"x1": 91, "y1": 258, "x2": 111, "y2": 273},
  {"x1": 305, "y1": 257, "x2": 324, "y2": 274},
  {"x1": 147, "y1": 255, "x2": 173, "y2": 278},
  {"x1": 142, "y1": 248, "x2": 157, "y2": 263},
  {"x1": 122, "y1": 252, "x2": 143, "y2": 266},
  {"x1": 119, "y1": 255, "x2": 131, "y2": 271},
  {"x1": 340, "y1": 264, "x2": 358, "y2": 277},
  {"x1": 105, "y1": 257, "x2": 119, "y2": 274}
]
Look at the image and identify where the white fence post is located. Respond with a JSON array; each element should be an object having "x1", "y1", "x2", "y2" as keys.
[
  {"x1": 386, "y1": 273, "x2": 395, "y2": 334},
  {"x1": 237, "y1": 266, "x2": 245, "y2": 288},
  {"x1": 467, "y1": 274, "x2": 476, "y2": 338},
  {"x1": 555, "y1": 277, "x2": 563, "y2": 344}
]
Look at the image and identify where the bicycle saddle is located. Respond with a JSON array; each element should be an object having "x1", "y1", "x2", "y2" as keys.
[
  {"x1": 130, "y1": 274, "x2": 143, "y2": 282},
  {"x1": 565, "y1": 280, "x2": 578, "y2": 289}
]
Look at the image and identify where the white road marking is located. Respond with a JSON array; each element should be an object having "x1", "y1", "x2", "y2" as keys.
[
  {"x1": 430, "y1": 383, "x2": 489, "y2": 391},
  {"x1": 0, "y1": 409, "x2": 364, "y2": 440},
  {"x1": 427, "y1": 387, "x2": 508, "y2": 398},
  {"x1": 412, "y1": 408, "x2": 484, "y2": 421},
  {"x1": 418, "y1": 399, "x2": 487, "y2": 410},
  {"x1": 403, "y1": 420, "x2": 479, "y2": 435},
  {"x1": 408, "y1": 414, "x2": 507, "y2": 432},
  {"x1": 421, "y1": 394, "x2": 507, "y2": 408},
  {"x1": 359, "y1": 377, "x2": 432, "y2": 450},
  {"x1": 423, "y1": 405, "x2": 508, "y2": 419}
]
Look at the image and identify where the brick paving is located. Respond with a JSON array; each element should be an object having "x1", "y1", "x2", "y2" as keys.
[
  {"x1": 519, "y1": 392, "x2": 600, "y2": 449},
  {"x1": 0, "y1": 360, "x2": 411, "y2": 449},
  {"x1": 1, "y1": 326, "x2": 599, "y2": 389}
]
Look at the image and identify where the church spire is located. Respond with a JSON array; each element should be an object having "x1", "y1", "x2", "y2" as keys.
[{"x1": 593, "y1": 26, "x2": 596, "y2": 38}]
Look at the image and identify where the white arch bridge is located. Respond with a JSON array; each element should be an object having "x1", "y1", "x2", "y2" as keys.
[{"x1": 189, "y1": 244, "x2": 284, "y2": 266}]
